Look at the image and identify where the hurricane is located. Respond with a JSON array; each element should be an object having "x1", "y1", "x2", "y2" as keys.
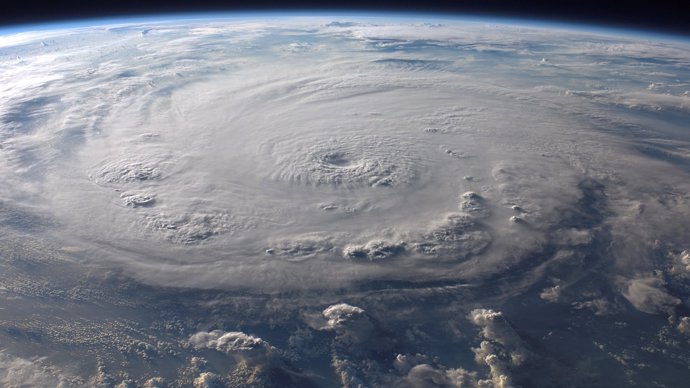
[{"x1": 1, "y1": 15, "x2": 690, "y2": 387}]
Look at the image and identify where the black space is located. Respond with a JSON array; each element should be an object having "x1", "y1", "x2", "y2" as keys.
[{"x1": 1, "y1": 0, "x2": 690, "y2": 37}]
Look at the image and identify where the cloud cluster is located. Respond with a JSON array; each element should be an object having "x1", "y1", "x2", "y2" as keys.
[
  {"x1": 622, "y1": 276, "x2": 681, "y2": 315},
  {"x1": 188, "y1": 330, "x2": 317, "y2": 387},
  {"x1": 1, "y1": 15, "x2": 690, "y2": 387},
  {"x1": 189, "y1": 330, "x2": 268, "y2": 353},
  {"x1": 89, "y1": 158, "x2": 164, "y2": 186},
  {"x1": 0, "y1": 351, "x2": 72, "y2": 388},
  {"x1": 393, "y1": 354, "x2": 483, "y2": 388},
  {"x1": 3, "y1": 14, "x2": 687, "y2": 295},
  {"x1": 267, "y1": 134, "x2": 422, "y2": 188},
  {"x1": 321, "y1": 303, "x2": 374, "y2": 344},
  {"x1": 469, "y1": 309, "x2": 530, "y2": 388},
  {"x1": 343, "y1": 239, "x2": 406, "y2": 261},
  {"x1": 415, "y1": 213, "x2": 491, "y2": 260}
]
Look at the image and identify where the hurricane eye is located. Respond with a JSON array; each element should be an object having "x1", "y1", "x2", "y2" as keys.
[{"x1": 322, "y1": 151, "x2": 351, "y2": 166}]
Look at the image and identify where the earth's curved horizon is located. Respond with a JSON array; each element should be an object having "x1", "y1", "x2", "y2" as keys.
[{"x1": 1, "y1": 13, "x2": 690, "y2": 387}]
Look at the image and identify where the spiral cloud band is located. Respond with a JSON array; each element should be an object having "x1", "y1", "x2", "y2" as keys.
[{"x1": 1, "y1": 16, "x2": 690, "y2": 387}]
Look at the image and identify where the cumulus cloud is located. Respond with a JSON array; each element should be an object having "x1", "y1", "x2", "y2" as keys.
[
  {"x1": 414, "y1": 213, "x2": 491, "y2": 259},
  {"x1": 193, "y1": 372, "x2": 224, "y2": 388},
  {"x1": 670, "y1": 250, "x2": 690, "y2": 275},
  {"x1": 322, "y1": 303, "x2": 366, "y2": 329},
  {"x1": 313, "y1": 302, "x2": 406, "y2": 387},
  {"x1": 470, "y1": 309, "x2": 528, "y2": 366},
  {"x1": 120, "y1": 191, "x2": 156, "y2": 208},
  {"x1": 397, "y1": 364, "x2": 481, "y2": 388},
  {"x1": 189, "y1": 330, "x2": 269, "y2": 353},
  {"x1": 458, "y1": 192, "x2": 489, "y2": 218},
  {"x1": 188, "y1": 330, "x2": 317, "y2": 387},
  {"x1": 678, "y1": 316, "x2": 690, "y2": 336},
  {"x1": 321, "y1": 303, "x2": 375, "y2": 345},
  {"x1": 392, "y1": 354, "x2": 483, "y2": 388},
  {"x1": 469, "y1": 309, "x2": 530, "y2": 388},
  {"x1": 143, "y1": 377, "x2": 167, "y2": 388},
  {"x1": 343, "y1": 239, "x2": 406, "y2": 261}
]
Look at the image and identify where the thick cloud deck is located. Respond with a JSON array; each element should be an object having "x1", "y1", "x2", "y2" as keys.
[
  {"x1": 0, "y1": 16, "x2": 688, "y2": 294},
  {"x1": 90, "y1": 158, "x2": 164, "y2": 185},
  {"x1": 1, "y1": 15, "x2": 690, "y2": 387},
  {"x1": 267, "y1": 134, "x2": 421, "y2": 188}
]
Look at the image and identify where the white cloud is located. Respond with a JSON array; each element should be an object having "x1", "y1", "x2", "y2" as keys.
[
  {"x1": 1, "y1": 15, "x2": 688, "y2": 296},
  {"x1": 322, "y1": 303, "x2": 366, "y2": 329},
  {"x1": 320, "y1": 303, "x2": 376, "y2": 347},
  {"x1": 572, "y1": 298, "x2": 616, "y2": 316},
  {"x1": 0, "y1": 351, "x2": 75, "y2": 388},
  {"x1": 393, "y1": 354, "x2": 483, "y2": 388},
  {"x1": 2, "y1": 15, "x2": 690, "y2": 387},
  {"x1": 342, "y1": 239, "x2": 406, "y2": 261},
  {"x1": 193, "y1": 372, "x2": 224, "y2": 388},
  {"x1": 622, "y1": 276, "x2": 680, "y2": 315},
  {"x1": 539, "y1": 285, "x2": 561, "y2": 302},
  {"x1": 399, "y1": 364, "x2": 481, "y2": 388},
  {"x1": 189, "y1": 330, "x2": 268, "y2": 353},
  {"x1": 678, "y1": 316, "x2": 690, "y2": 335},
  {"x1": 143, "y1": 377, "x2": 167, "y2": 388},
  {"x1": 469, "y1": 309, "x2": 530, "y2": 388}
]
